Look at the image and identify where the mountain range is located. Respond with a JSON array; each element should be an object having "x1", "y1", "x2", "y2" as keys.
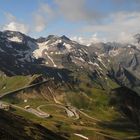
[
  {"x1": 0, "y1": 30, "x2": 140, "y2": 140},
  {"x1": 0, "y1": 30, "x2": 140, "y2": 94}
]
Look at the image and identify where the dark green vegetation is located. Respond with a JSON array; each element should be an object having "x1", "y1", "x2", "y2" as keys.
[
  {"x1": 111, "y1": 87, "x2": 140, "y2": 125},
  {"x1": 0, "y1": 109, "x2": 66, "y2": 140},
  {"x1": 0, "y1": 75, "x2": 40, "y2": 95}
]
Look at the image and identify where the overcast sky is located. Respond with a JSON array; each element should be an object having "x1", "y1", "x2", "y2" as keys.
[{"x1": 0, "y1": 0, "x2": 140, "y2": 44}]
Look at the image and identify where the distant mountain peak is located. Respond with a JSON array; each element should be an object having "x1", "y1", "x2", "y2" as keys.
[
  {"x1": 2, "y1": 30, "x2": 35, "y2": 43},
  {"x1": 61, "y1": 35, "x2": 70, "y2": 41},
  {"x1": 47, "y1": 35, "x2": 59, "y2": 40}
]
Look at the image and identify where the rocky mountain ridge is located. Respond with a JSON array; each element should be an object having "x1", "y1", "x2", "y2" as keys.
[{"x1": 0, "y1": 30, "x2": 140, "y2": 94}]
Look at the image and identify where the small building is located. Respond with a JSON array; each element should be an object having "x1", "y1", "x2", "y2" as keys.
[
  {"x1": 24, "y1": 99, "x2": 28, "y2": 103},
  {"x1": 0, "y1": 104, "x2": 10, "y2": 111},
  {"x1": 24, "y1": 105, "x2": 30, "y2": 109}
]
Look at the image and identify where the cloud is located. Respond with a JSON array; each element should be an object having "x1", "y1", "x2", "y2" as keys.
[
  {"x1": 2, "y1": 3, "x2": 55, "y2": 33},
  {"x1": 2, "y1": 13, "x2": 29, "y2": 34},
  {"x1": 33, "y1": 14, "x2": 47, "y2": 32},
  {"x1": 33, "y1": 3, "x2": 54, "y2": 32},
  {"x1": 118, "y1": 32, "x2": 135, "y2": 43},
  {"x1": 54, "y1": 0, "x2": 101, "y2": 22},
  {"x1": 32, "y1": 0, "x2": 101, "y2": 33},
  {"x1": 71, "y1": 33, "x2": 104, "y2": 45},
  {"x1": 3, "y1": 22, "x2": 29, "y2": 34},
  {"x1": 1, "y1": 0, "x2": 140, "y2": 40},
  {"x1": 81, "y1": 11, "x2": 140, "y2": 43},
  {"x1": 4, "y1": 12, "x2": 16, "y2": 21}
]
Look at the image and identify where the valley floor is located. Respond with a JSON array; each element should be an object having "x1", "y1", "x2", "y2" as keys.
[
  {"x1": 1, "y1": 99, "x2": 140, "y2": 140},
  {"x1": 0, "y1": 76, "x2": 140, "y2": 140}
]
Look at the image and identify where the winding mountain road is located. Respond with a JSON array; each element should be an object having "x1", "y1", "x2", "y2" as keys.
[
  {"x1": 0, "y1": 101, "x2": 50, "y2": 118},
  {"x1": 37, "y1": 103, "x2": 79, "y2": 119}
]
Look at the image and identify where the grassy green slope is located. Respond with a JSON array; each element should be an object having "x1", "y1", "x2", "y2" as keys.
[
  {"x1": 0, "y1": 75, "x2": 40, "y2": 95},
  {"x1": 1, "y1": 70, "x2": 140, "y2": 140}
]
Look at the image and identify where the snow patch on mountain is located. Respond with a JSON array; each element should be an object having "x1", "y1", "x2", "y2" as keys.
[
  {"x1": 109, "y1": 49, "x2": 119, "y2": 56},
  {"x1": 75, "y1": 57, "x2": 85, "y2": 62},
  {"x1": 44, "y1": 51, "x2": 57, "y2": 67},
  {"x1": 33, "y1": 41, "x2": 49, "y2": 59},
  {"x1": 50, "y1": 39, "x2": 62, "y2": 46},
  {"x1": 88, "y1": 61, "x2": 103, "y2": 71},
  {"x1": 57, "y1": 72, "x2": 63, "y2": 79},
  {"x1": 63, "y1": 43, "x2": 72, "y2": 51},
  {"x1": 97, "y1": 56, "x2": 107, "y2": 69},
  {"x1": 8, "y1": 36, "x2": 22, "y2": 43}
]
